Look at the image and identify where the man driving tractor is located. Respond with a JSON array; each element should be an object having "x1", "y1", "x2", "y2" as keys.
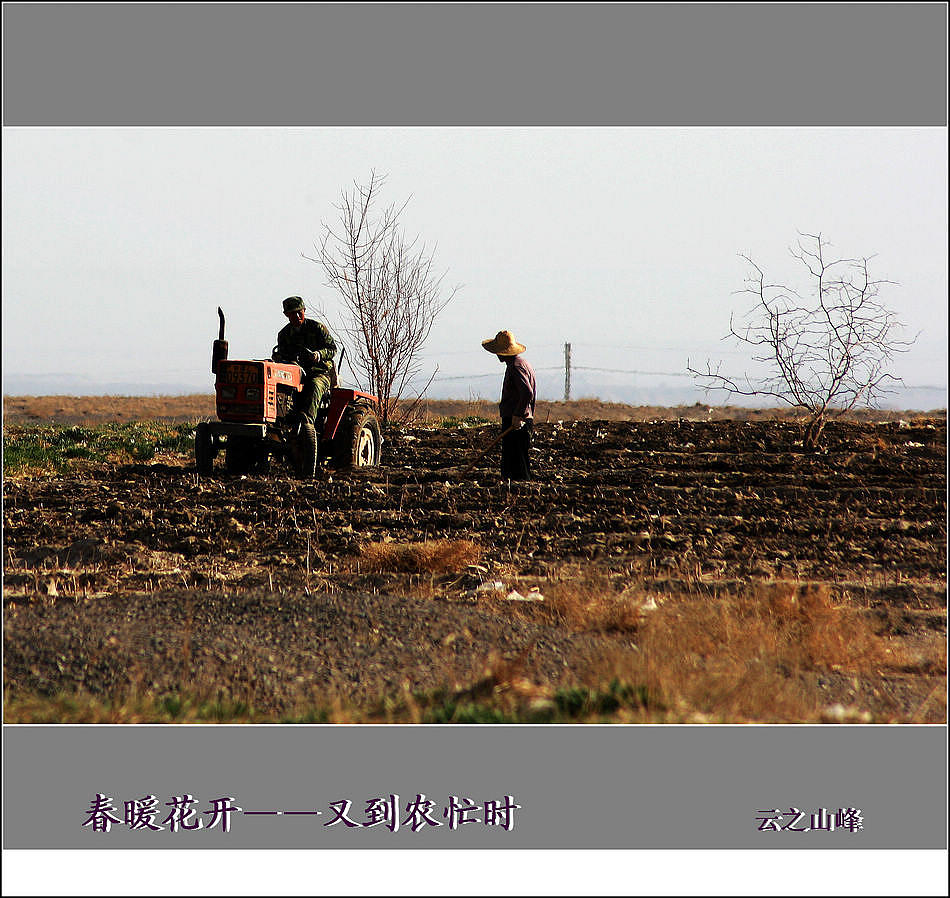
[{"x1": 273, "y1": 295, "x2": 337, "y2": 428}]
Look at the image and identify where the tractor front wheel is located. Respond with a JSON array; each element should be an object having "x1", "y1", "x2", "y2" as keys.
[
  {"x1": 334, "y1": 404, "x2": 382, "y2": 468},
  {"x1": 195, "y1": 422, "x2": 216, "y2": 474}
]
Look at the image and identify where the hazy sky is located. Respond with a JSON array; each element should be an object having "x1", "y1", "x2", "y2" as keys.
[{"x1": 3, "y1": 127, "x2": 946, "y2": 401}]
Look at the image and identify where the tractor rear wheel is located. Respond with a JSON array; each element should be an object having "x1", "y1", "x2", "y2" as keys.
[
  {"x1": 195, "y1": 423, "x2": 215, "y2": 474},
  {"x1": 333, "y1": 404, "x2": 381, "y2": 468}
]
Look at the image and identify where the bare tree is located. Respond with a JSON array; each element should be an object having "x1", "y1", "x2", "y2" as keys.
[
  {"x1": 305, "y1": 172, "x2": 459, "y2": 425},
  {"x1": 689, "y1": 232, "x2": 916, "y2": 449}
]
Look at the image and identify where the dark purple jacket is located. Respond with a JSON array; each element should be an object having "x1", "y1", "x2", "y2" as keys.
[{"x1": 499, "y1": 356, "x2": 537, "y2": 420}]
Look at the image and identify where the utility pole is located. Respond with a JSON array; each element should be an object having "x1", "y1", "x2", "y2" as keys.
[{"x1": 564, "y1": 342, "x2": 572, "y2": 401}]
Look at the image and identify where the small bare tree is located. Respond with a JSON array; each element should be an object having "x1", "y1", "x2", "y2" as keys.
[
  {"x1": 306, "y1": 172, "x2": 459, "y2": 425},
  {"x1": 689, "y1": 232, "x2": 916, "y2": 449}
]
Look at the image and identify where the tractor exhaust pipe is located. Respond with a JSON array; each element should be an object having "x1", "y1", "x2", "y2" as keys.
[{"x1": 211, "y1": 306, "x2": 228, "y2": 373}]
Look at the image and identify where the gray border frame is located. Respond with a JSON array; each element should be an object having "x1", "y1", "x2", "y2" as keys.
[
  {"x1": 2, "y1": 725, "x2": 948, "y2": 849},
  {"x1": 2, "y1": 0, "x2": 948, "y2": 862},
  {"x1": 3, "y1": 4, "x2": 947, "y2": 126}
]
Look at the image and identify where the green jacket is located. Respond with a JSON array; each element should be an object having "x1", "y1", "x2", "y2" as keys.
[{"x1": 276, "y1": 319, "x2": 337, "y2": 377}]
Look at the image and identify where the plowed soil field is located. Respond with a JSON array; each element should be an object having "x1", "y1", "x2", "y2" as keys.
[{"x1": 3, "y1": 398, "x2": 946, "y2": 723}]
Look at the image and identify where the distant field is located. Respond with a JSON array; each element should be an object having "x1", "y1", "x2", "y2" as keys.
[{"x1": 3, "y1": 394, "x2": 945, "y2": 426}]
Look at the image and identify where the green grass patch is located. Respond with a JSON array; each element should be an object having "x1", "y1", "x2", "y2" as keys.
[
  {"x1": 553, "y1": 680, "x2": 658, "y2": 718},
  {"x1": 279, "y1": 708, "x2": 331, "y2": 724},
  {"x1": 3, "y1": 687, "x2": 337, "y2": 724},
  {"x1": 401, "y1": 678, "x2": 660, "y2": 724},
  {"x1": 3, "y1": 421, "x2": 197, "y2": 474},
  {"x1": 437, "y1": 415, "x2": 492, "y2": 429},
  {"x1": 423, "y1": 702, "x2": 520, "y2": 724},
  {"x1": 4, "y1": 678, "x2": 662, "y2": 725}
]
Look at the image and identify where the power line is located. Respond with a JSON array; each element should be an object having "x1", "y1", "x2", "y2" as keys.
[
  {"x1": 426, "y1": 339, "x2": 946, "y2": 393},
  {"x1": 431, "y1": 366, "x2": 693, "y2": 383},
  {"x1": 432, "y1": 367, "x2": 563, "y2": 382},
  {"x1": 569, "y1": 341, "x2": 751, "y2": 355},
  {"x1": 573, "y1": 366, "x2": 693, "y2": 378},
  {"x1": 430, "y1": 369, "x2": 944, "y2": 388},
  {"x1": 430, "y1": 373, "x2": 499, "y2": 382}
]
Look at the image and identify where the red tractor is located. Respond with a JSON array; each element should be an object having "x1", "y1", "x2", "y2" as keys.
[{"x1": 195, "y1": 308, "x2": 382, "y2": 477}]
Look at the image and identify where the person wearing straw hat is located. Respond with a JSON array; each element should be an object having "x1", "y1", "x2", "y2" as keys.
[{"x1": 482, "y1": 329, "x2": 537, "y2": 481}]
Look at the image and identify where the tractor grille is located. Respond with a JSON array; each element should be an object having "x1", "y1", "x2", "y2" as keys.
[{"x1": 216, "y1": 362, "x2": 266, "y2": 421}]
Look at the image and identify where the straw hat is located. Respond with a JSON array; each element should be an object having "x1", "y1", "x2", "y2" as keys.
[{"x1": 481, "y1": 330, "x2": 526, "y2": 356}]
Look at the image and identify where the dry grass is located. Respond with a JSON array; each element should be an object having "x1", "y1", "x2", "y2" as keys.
[
  {"x1": 356, "y1": 539, "x2": 481, "y2": 575},
  {"x1": 638, "y1": 582, "x2": 922, "y2": 721},
  {"x1": 504, "y1": 576, "x2": 937, "y2": 723},
  {"x1": 534, "y1": 573, "x2": 646, "y2": 633},
  {"x1": 637, "y1": 582, "x2": 893, "y2": 677}
]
